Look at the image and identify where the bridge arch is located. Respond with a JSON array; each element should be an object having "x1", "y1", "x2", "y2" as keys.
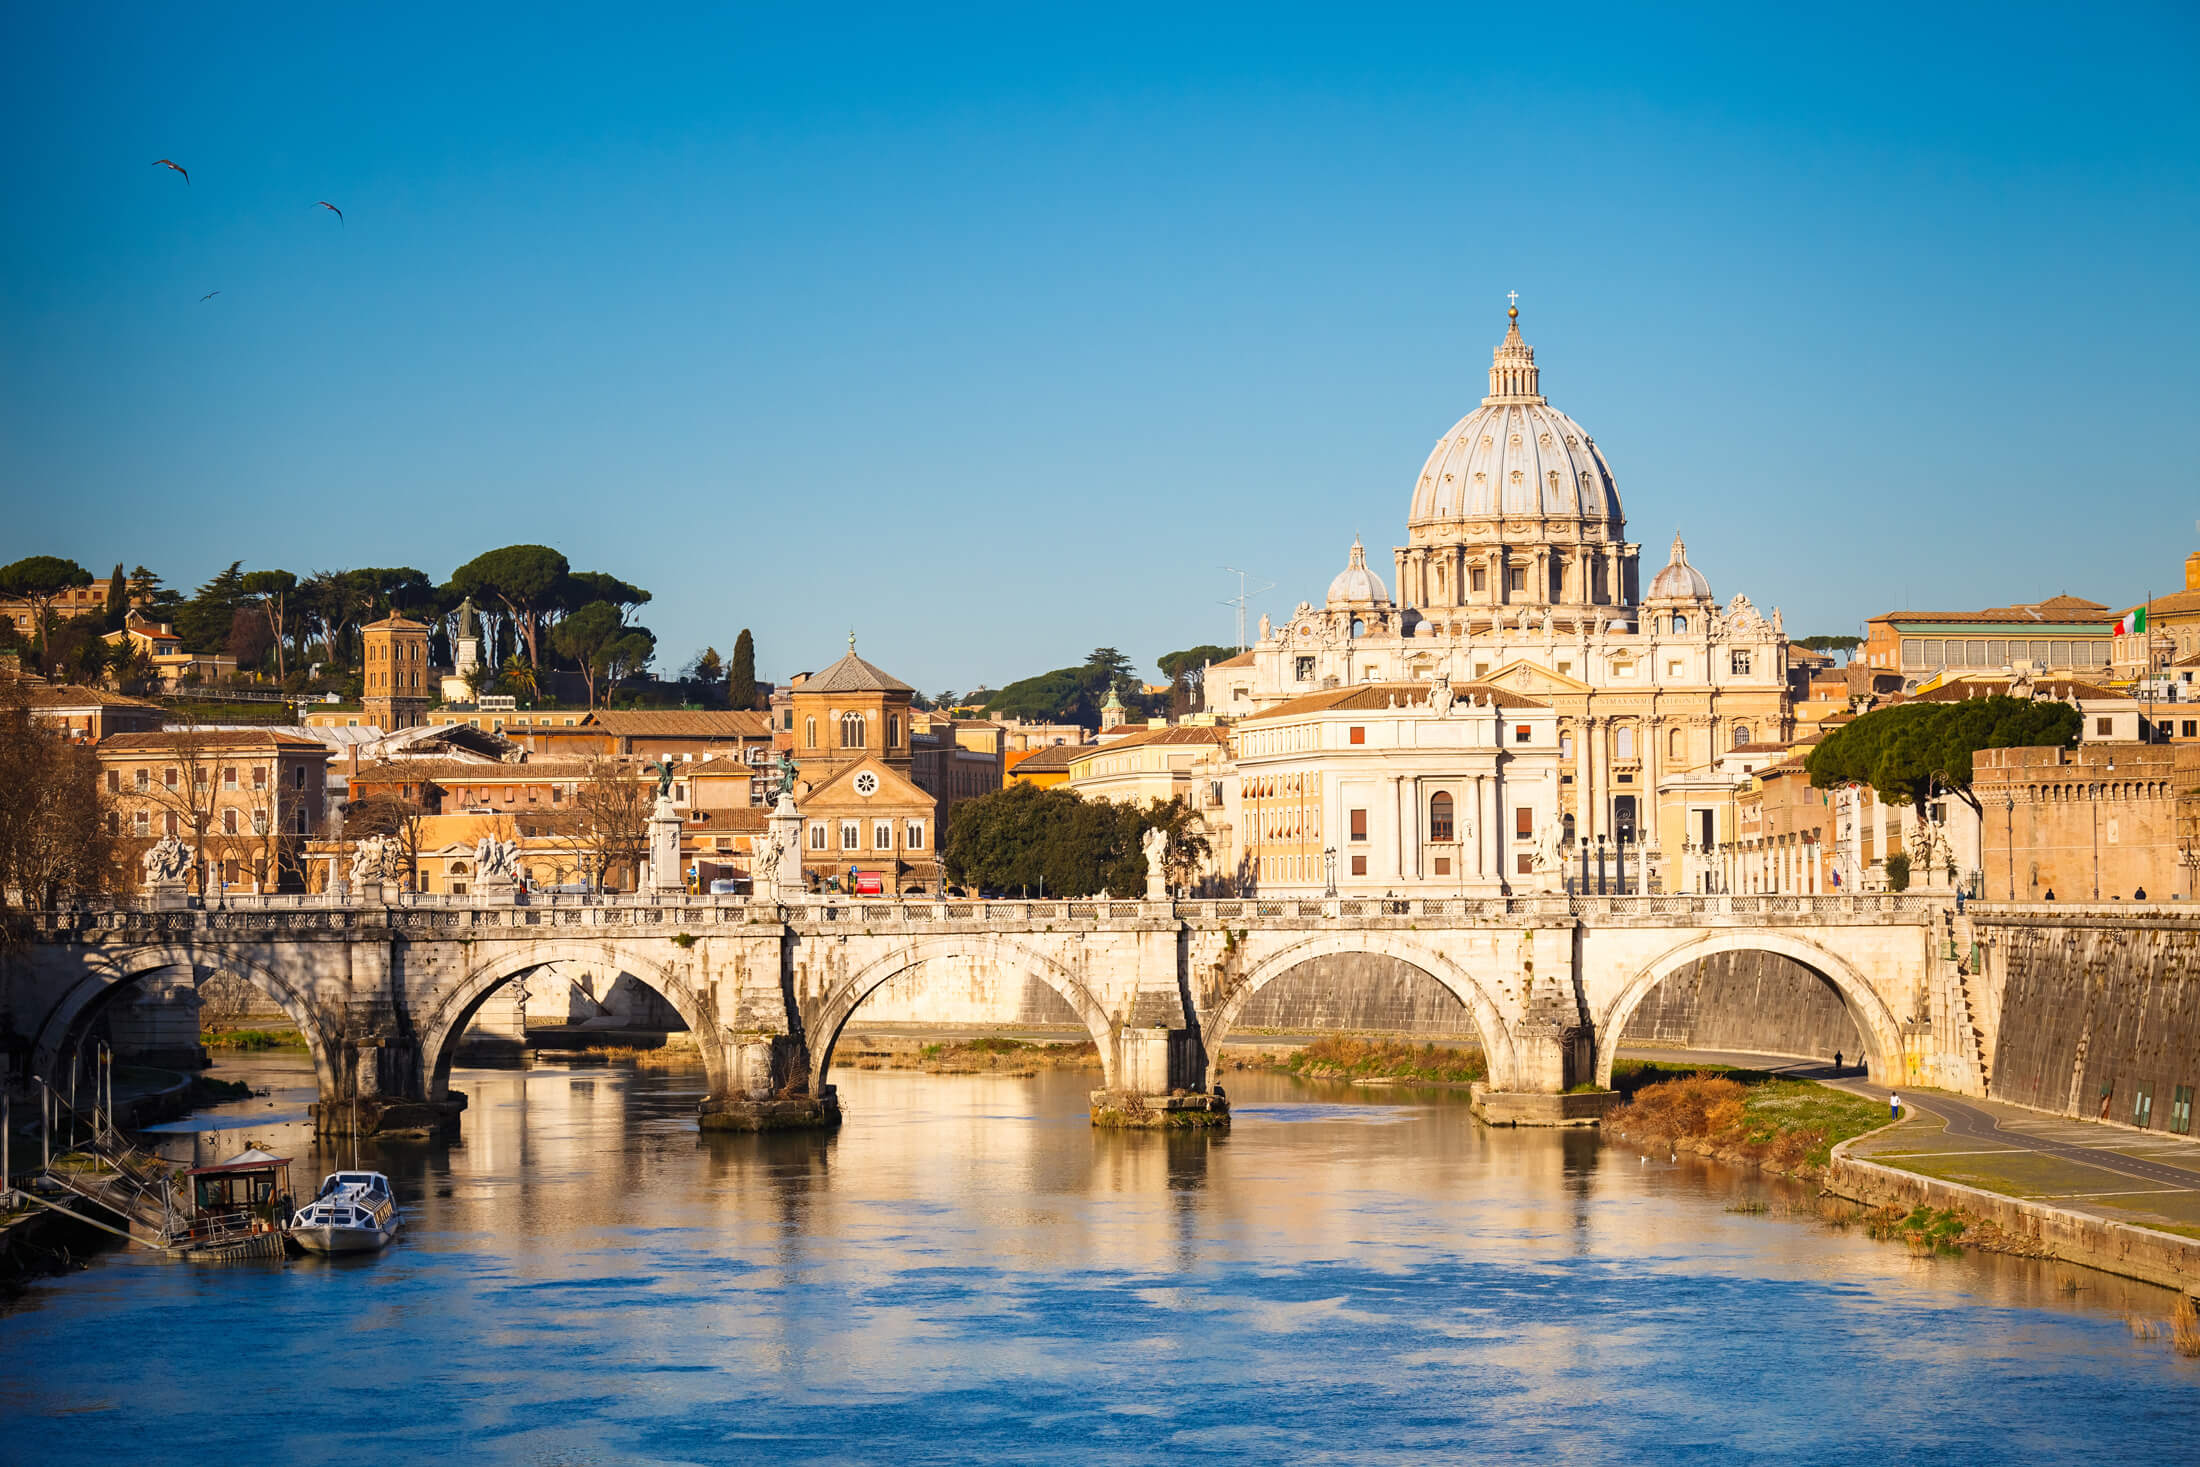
[
  {"x1": 806, "y1": 934, "x2": 1119, "y2": 1093},
  {"x1": 1595, "y1": 931, "x2": 1906, "y2": 1087},
  {"x1": 420, "y1": 940, "x2": 726, "y2": 1101},
  {"x1": 29, "y1": 943, "x2": 342, "y2": 1095},
  {"x1": 1205, "y1": 932, "x2": 1521, "y2": 1090}
]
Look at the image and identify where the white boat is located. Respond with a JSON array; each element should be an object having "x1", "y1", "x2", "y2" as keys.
[{"x1": 288, "y1": 1170, "x2": 400, "y2": 1254}]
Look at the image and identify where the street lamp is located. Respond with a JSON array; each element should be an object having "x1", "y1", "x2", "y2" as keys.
[
  {"x1": 1322, "y1": 845, "x2": 1337, "y2": 898},
  {"x1": 2003, "y1": 793, "x2": 2015, "y2": 903}
]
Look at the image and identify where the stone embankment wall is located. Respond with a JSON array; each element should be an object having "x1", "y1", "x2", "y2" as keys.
[
  {"x1": 1617, "y1": 950, "x2": 1862, "y2": 1061},
  {"x1": 841, "y1": 956, "x2": 1087, "y2": 1030},
  {"x1": 1233, "y1": 954, "x2": 1484, "y2": 1037},
  {"x1": 1982, "y1": 917, "x2": 2199, "y2": 1124},
  {"x1": 1826, "y1": 1144, "x2": 2200, "y2": 1293}
]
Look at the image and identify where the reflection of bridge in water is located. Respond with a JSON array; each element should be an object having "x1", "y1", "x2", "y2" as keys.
[{"x1": 11, "y1": 890, "x2": 1991, "y2": 1135}]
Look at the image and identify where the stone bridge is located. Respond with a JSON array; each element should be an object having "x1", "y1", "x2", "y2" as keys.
[{"x1": 5, "y1": 890, "x2": 1973, "y2": 1133}]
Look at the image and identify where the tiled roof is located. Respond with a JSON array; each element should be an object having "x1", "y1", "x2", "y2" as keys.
[
  {"x1": 1873, "y1": 598, "x2": 2114, "y2": 626},
  {"x1": 1729, "y1": 741, "x2": 1791, "y2": 754},
  {"x1": 1245, "y1": 682, "x2": 1547, "y2": 721},
  {"x1": 14, "y1": 682, "x2": 164, "y2": 710},
  {"x1": 587, "y1": 709, "x2": 773, "y2": 738},
  {"x1": 1007, "y1": 742, "x2": 1092, "y2": 772},
  {"x1": 1075, "y1": 725, "x2": 1232, "y2": 757},
  {"x1": 347, "y1": 757, "x2": 610, "y2": 784},
  {"x1": 685, "y1": 807, "x2": 768, "y2": 832},
  {"x1": 1210, "y1": 652, "x2": 1255, "y2": 670},
  {"x1": 99, "y1": 729, "x2": 328, "y2": 752},
  {"x1": 360, "y1": 615, "x2": 430, "y2": 631},
  {"x1": 799, "y1": 650, "x2": 913, "y2": 695}
]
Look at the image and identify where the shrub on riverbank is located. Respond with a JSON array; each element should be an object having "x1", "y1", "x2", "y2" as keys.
[
  {"x1": 914, "y1": 1039, "x2": 1100, "y2": 1074},
  {"x1": 1604, "y1": 1071, "x2": 1884, "y2": 1178},
  {"x1": 203, "y1": 1028, "x2": 305, "y2": 1051},
  {"x1": 1239, "y1": 1037, "x2": 1487, "y2": 1086}
]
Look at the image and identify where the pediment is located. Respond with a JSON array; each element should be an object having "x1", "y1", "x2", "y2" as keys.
[
  {"x1": 1482, "y1": 659, "x2": 1593, "y2": 695},
  {"x1": 799, "y1": 755, "x2": 933, "y2": 812}
]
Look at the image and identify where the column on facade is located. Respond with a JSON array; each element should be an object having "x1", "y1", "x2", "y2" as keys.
[
  {"x1": 1641, "y1": 715, "x2": 1663, "y2": 857},
  {"x1": 1574, "y1": 715, "x2": 1595, "y2": 849},
  {"x1": 1596, "y1": 717, "x2": 1614, "y2": 847},
  {"x1": 1531, "y1": 546, "x2": 1550, "y2": 605}
]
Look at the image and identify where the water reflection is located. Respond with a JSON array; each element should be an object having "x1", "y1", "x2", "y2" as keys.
[{"x1": 4, "y1": 1055, "x2": 2195, "y2": 1463}]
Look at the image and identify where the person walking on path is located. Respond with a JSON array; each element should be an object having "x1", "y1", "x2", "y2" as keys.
[
  {"x1": 1889, "y1": 1092, "x2": 1903, "y2": 1121},
  {"x1": 1834, "y1": 1050, "x2": 1844, "y2": 1073}
]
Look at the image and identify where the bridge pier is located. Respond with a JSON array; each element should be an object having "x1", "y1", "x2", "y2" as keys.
[
  {"x1": 1090, "y1": 1025, "x2": 1229, "y2": 1129},
  {"x1": 699, "y1": 1033, "x2": 842, "y2": 1132}
]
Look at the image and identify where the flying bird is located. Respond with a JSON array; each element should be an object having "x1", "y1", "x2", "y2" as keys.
[
  {"x1": 316, "y1": 201, "x2": 343, "y2": 225},
  {"x1": 200, "y1": 291, "x2": 220, "y2": 302},
  {"x1": 152, "y1": 158, "x2": 189, "y2": 185}
]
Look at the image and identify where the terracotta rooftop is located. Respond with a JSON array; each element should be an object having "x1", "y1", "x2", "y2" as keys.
[
  {"x1": 1073, "y1": 725, "x2": 1233, "y2": 757},
  {"x1": 586, "y1": 709, "x2": 773, "y2": 738},
  {"x1": 1873, "y1": 597, "x2": 2113, "y2": 626},
  {"x1": 347, "y1": 757, "x2": 611, "y2": 784},
  {"x1": 99, "y1": 729, "x2": 328, "y2": 752},
  {"x1": 1245, "y1": 682, "x2": 1547, "y2": 721},
  {"x1": 1007, "y1": 741, "x2": 1093, "y2": 772},
  {"x1": 1210, "y1": 651, "x2": 1255, "y2": 670},
  {"x1": 10, "y1": 681, "x2": 164, "y2": 710},
  {"x1": 799, "y1": 648, "x2": 913, "y2": 695}
]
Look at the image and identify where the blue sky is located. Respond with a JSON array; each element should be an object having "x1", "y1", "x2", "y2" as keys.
[{"x1": 3, "y1": 3, "x2": 2195, "y2": 693}]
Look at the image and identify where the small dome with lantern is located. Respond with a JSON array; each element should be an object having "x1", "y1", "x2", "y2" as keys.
[
  {"x1": 1326, "y1": 537, "x2": 1391, "y2": 609},
  {"x1": 1645, "y1": 533, "x2": 1713, "y2": 604}
]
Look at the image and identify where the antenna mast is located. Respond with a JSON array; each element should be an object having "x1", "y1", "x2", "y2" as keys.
[{"x1": 1219, "y1": 567, "x2": 1276, "y2": 652}]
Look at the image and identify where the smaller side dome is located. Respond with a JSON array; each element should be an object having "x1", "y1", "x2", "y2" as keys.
[
  {"x1": 1326, "y1": 537, "x2": 1391, "y2": 608},
  {"x1": 1645, "y1": 533, "x2": 1712, "y2": 602}
]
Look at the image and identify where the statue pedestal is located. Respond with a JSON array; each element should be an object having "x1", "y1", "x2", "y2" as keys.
[
  {"x1": 769, "y1": 796, "x2": 807, "y2": 901},
  {"x1": 1146, "y1": 868, "x2": 1167, "y2": 902},
  {"x1": 647, "y1": 796, "x2": 685, "y2": 895},
  {"x1": 475, "y1": 876, "x2": 520, "y2": 906},
  {"x1": 355, "y1": 879, "x2": 385, "y2": 906},
  {"x1": 146, "y1": 879, "x2": 188, "y2": 912}
]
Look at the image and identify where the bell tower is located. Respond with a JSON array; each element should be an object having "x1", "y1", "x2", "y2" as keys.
[{"x1": 362, "y1": 615, "x2": 431, "y2": 730}]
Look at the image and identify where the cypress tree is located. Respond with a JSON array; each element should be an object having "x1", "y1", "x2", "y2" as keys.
[
  {"x1": 104, "y1": 562, "x2": 127, "y2": 630},
  {"x1": 730, "y1": 629, "x2": 758, "y2": 711}
]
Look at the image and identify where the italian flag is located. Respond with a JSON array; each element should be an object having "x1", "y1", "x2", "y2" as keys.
[{"x1": 2114, "y1": 608, "x2": 2147, "y2": 636}]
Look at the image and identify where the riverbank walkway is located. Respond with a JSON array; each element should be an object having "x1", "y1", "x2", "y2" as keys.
[{"x1": 1656, "y1": 1050, "x2": 2200, "y2": 1244}]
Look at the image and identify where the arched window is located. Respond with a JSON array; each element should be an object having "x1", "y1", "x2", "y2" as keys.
[
  {"x1": 1350, "y1": 618, "x2": 1365, "y2": 639},
  {"x1": 1733, "y1": 725, "x2": 1752, "y2": 749},
  {"x1": 1668, "y1": 727, "x2": 1684, "y2": 760},
  {"x1": 1429, "y1": 791, "x2": 1455, "y2": 842},
  {"x1": 887, "y1": 714, "x2": 899, "y2": 746},
  {"x1": 804, "y1": 717, "x2": 817, "y2": 749},
  {"x1": 840, "y1": 713, "x2": 865, "y2": 748},
  {"x1": 1672, "y1": 614, "x2": 1689, "y2": 634},
  {"x1": 1614, "y1": 725, "x2": 1635, "y2": 760}
]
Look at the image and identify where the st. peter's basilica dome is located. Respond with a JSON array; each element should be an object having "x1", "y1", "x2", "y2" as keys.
[{"x1": 1406, "y1": 309, "x2": 1622, "y2": 531}]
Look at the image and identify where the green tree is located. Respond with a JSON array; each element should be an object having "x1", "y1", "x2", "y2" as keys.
[
  {"x1": 102, "y1": 562, "x2": 128, "y2": 631},
  {"x1": 1883, "y1": 852, "x2": 1912, "y2": 893},
  {"x1": 1799, "y1": 635, "x2": 1864, "y2": 662},
  {"x1": 449, "y1": 545, "x2": 571, "y2": 668},
  {"x1": 729, "y1": 629, "x2": 758, "y2": 710},
  {"x1": 564, "y1": 571, "x2": 651, "y2": 623},
  {"x1": 685, "y1": 645, "x2": 725, "y2": 702},
  {"x1": 1806, "y1": 695, "x2": 2082, "y2": 817},
  {"x1": 0, "y1": 556, "x2": 92, "y2": 661},
  {"x1": 241, "y1": 569, "x2": 298, "y2": 680},
  {"x1": 942, "y1": 785, "x2": 1206, "y2": 897},
  {"x1": 554, "y1": 601, "x2": 627, "y2": 708},
  {"x1": 983, "y1": 665, "x2": 1102, "y2": 726},
  {"x1": 176, "y1": 561, "x2": 247, "y2": 653},
  {"x1": 1158, "y1": 643, "x2": 1236, "y2": 714}
]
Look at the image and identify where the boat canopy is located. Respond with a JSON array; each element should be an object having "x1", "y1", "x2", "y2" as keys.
[{"x1": 187, "y1": 1148, "x2": 291, "y2": 1176}]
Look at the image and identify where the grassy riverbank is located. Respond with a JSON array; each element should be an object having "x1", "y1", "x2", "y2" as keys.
[
  {"x1": 1604, "y1": 1068, "x2": 1885, "y2": 1178},
  {"x1": 202, "y1": 1028, "x2": 307, "y2": 1052},
  {"x1": 1225, "y1": 1037, "x2": 1487, "y2": 1086}
]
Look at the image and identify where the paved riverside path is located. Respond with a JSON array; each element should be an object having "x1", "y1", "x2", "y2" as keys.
[{"x1": 1627, "y1": 1047, "x2": 2200, "y2": 1239}]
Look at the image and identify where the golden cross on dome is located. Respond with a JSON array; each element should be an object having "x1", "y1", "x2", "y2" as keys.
[{"x1": 1507, "y1": 290, "x2": 1519, "y2": 309}]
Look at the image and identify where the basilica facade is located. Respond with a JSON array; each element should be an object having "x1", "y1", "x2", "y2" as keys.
[{"x1": 1211, "y1": 307, "x2": 1791, "y2": 893}]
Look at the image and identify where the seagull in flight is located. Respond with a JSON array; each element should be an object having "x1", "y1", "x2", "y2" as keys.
[
  {"x1": 200, "y1": 291, "x2": 220, "y2": 302},
  {"x1": 316, "y1": 201, "x2": 343, "y2": 225},
  {"x1": 152, "y1": 158, "x2": 189, "y2": 185}
]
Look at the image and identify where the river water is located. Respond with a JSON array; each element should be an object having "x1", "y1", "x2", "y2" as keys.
[{"x1": 3, "y1": 1054, "x2": 2195, "y2": 1463}]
